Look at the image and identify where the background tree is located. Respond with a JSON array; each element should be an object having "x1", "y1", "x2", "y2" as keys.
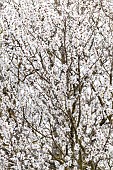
[{"x1": 0, "y1": 0, "x2": 113, "y2": 169}]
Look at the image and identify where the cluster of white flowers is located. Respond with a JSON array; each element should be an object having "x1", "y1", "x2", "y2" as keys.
[{"x1": 0, "y1": 0, "x2": 113, "y2": 169}]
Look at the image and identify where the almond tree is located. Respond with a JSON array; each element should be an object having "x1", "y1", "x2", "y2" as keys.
[{"x1": 0, "y1": 0, "x2": 113, "y2": 169}]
